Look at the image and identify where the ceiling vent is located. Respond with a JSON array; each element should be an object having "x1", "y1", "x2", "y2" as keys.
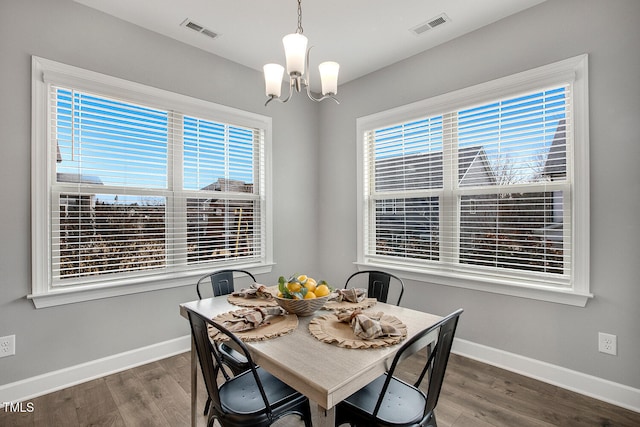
[
  {"x1": 181, "y1": 18, "x2": 219, "y2": 40},
  {"x1": 410, "y1": 13, "x2": 451, "y2": 35}
]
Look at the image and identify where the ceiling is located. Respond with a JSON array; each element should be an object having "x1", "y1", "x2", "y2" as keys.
[{"x1": 74, "y1": 0, "x2": 546, "y2": 92}]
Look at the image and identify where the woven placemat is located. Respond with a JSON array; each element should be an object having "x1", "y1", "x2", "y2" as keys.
[
  {"x1": 323, "y1": 297, "x2": 378, "y2": 312},
  {"x1": 227, "y1": 286, "x2": 279, "y2": 307},
  {"x1": 309, "y1": 312, "x2": 407, "y2": 349},
  {"x1": 209, "y1": 310, "x2": 298, "y2": 342}
]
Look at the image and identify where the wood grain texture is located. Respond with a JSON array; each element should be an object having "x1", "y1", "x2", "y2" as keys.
[{"x1": 1, "y1": 352, "x2": 638, "y2": 426}]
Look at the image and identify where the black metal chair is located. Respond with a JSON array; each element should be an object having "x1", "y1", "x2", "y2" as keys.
[
  {"x1": 344, "y1": 270, "x2": 405, "y2": 305},
  {"x1": 196, "y1": 269, "x2": 256, "y2": 415},
  {"x1": 196, "y1": 269, "x2": 257, "y2": 300},
  {"x1": 335, "y1": 309, "x2": 463, "y2": 427},
  {"x1": 186, "y1": 308, "x2": 312, "y2": 427}
]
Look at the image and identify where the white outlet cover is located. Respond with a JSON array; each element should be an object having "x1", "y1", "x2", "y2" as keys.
[
  {"x1": 598, "y1": 332, "x2": 617, "y2": 356},
  {"x1": 0, "y1": 335, "x2": 16, "y2": 358}
]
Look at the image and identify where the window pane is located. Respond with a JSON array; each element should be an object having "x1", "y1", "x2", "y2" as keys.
[
  {"x1": 54, "y1": 193, "x2": 166, "y2": 279},
  {"x1": 459, "y1": 192, "x2": 565, "y2": 274},
  {"x1": 374, "y1": 117, "x2": 443, "y2": 192},
  {"x1": 183, "y1": 117, "x2": 256, "y2": 192},
  {"x1": 458, "y1": 88, "x2": 567, "y2": 186},
  {"x1": 374, "y1": 197, "x2": 439, "y2": 260},
  {"x1": 54, "y1": 88, "x2": 169, "y2": 189},
  {"x1": 187, "y1": 198, "x2": 259, "y2": 263}
]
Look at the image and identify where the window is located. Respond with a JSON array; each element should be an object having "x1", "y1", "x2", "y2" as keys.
[
  {"x1": 357, "y1": 55, "x2": 591, "y2": 306},
  {"x1": 31, "y1": 57, "x2": 272, "y2": 307}
]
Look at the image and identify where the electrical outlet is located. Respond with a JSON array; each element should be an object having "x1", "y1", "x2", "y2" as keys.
[
  {"x1": 598, "y1": 332, "x2": 617, "y2": 356},
  {"x1": 0, "y1": 335, "x2": 15, "y2": 358}
]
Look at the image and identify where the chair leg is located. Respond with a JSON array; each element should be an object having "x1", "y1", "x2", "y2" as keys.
[{"x1": 204, "y1": 396, "x2": 211, "y2": 416}]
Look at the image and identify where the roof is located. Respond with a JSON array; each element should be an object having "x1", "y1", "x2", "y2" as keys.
[
  {"x1": 375, "y1": 146, "x2": 495, "y2": 191},
  {"x1": 543, "y1": 119, "x2": 567, "y2": 177},
  {"x1": 57, "y1": 173, "x2": 103, "y2": 185}
]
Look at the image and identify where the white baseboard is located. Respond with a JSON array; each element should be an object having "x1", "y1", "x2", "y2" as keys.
[
  {"x1": 0, "y1": 335, "x2": 191, "y2": 406},
  {"x1": 452, "y1": 338, "x2": 640, "y2": 414},
  {"x1": 2, "y1": 335, "x2": 638, "y2": 415}
]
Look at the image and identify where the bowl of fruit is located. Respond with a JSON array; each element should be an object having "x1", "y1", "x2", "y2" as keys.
[{"x1": 275, "y1": 274, "x2": 332, "y2": 316}]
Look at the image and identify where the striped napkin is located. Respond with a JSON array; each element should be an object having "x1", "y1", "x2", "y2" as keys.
[
  {"x1": 329, "y1": 288, "x2": 367, "y2": 303},
  {"x1": 232, "y1": 283, "x2": 274, "y2": 300},
  {"x1": 336, "y1": 309, "x2": 401, "y2": 340},
  {"x1": 220, "y1": 307, "x2": 285, "y2": 332}
]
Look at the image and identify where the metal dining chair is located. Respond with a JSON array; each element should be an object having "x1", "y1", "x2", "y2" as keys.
[
  {"x1": 344, "y1": 270, "x2": 405, "y2": 305},
  {"x1": 335, "y1": 308, "x2": 463, "y2": 427},
  {"x1": 196, "y1": 269, "x2": 257, "y2": 300},
  {"x1": 185, "y1": 308, "x2": 312, "y2": 427},
  {"x1": 196, "y1": 269, "x2": 256, "y2": 415}
]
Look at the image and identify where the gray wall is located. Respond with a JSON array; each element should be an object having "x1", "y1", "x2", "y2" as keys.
[
  {"x1": 0, "y1": 0, "x2": 319, "y2": 384},
  {"x1": 318, "y1": 0, "x2": 640, "y2": 389},
  {"x1": 1, "y1": 0, "x2": 638, "y2": 399}
]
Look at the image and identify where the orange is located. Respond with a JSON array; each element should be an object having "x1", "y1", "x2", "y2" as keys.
[
  {"x1": 304, "y1": 291, "x2": 316, "y2": 299},
  {"x1": 314, "y1": 284, "x2": 330, "y2": 297}
]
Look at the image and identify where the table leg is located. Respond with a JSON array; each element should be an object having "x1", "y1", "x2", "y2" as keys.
[
  {"x1": 312, "y1": 404, "x2": 335, "y2": 427},
  {"x1": 190, "y1": 336, "x2": 197, "y2": 427}
]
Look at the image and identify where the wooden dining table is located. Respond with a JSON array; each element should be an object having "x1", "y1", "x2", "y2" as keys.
[{"x1": 180, "y1": 295, "x2": 442, "y2": 427}]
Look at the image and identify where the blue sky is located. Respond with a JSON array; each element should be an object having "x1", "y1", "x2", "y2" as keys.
[{"x1": 55, "y1": 88, "x2": 255, "y2": 199}]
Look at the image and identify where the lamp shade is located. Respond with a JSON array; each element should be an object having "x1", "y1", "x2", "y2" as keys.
[
  {"x1": 319, "y1": 61, "x2": 339, "y2": 95},
  {"x1": 282, "y1": 33, "x2": 308, "y2": 76},
  {"x1": 263, "y1": 63, "x2": 285, "y2": 97}
]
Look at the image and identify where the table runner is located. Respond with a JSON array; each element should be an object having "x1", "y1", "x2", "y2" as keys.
[{"x1": 323, "y1": 297, "x2": 377, "y2": 312}]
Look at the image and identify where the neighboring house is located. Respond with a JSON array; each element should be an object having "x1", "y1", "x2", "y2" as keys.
[
  {"x1": 56, "y1": 172, "x2": 103, "y2": 212},
  {"x1": 530, "y1": 119, "x2": 567, "y2": 242},
  {"x1": 373, "y1": 134, "x2": 566, "y2": 272},
  {"x1": 374, "y1": 146, "x2": 496, "y2": 258},
  {"x1": 189, "y1": 178, "x2": 256, "y2": 261}
]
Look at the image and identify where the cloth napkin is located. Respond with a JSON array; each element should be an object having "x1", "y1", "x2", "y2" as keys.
[
  {"x1": 329, "y1": 288, "x2": 367, "y2": 303},
  {"x1": 220, "y1": 307, "x2": 285, "y2": 332},
  {"x1": 232, "y1": 283, "x2": 274, "y2": 300},
  {"x1": 336, "y1": 309, "x2": 401, "y2": 340}
]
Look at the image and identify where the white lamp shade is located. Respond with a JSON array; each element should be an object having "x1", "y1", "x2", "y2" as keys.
[
  {"x1": 282, "y1": 33, "x2": 308, "y2": 75},
  {"x1": 263, "y1": 63, "x2": 285, "y2": 97},
  {"x1": 319, "y1": 61, "x2": 339, "y2": 95}
]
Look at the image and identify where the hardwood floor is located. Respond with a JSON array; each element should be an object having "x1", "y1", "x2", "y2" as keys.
[{"x1": 1, "y1": 351, "x2": 638, "y2": 426}]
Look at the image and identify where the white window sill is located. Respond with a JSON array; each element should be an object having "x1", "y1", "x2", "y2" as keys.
[
  {"x1": 355, "y1": 262, "x2": 593, "y2": 307},
  {"x1": 28, "y1": 264, "x2": 274, "y2": 308}
]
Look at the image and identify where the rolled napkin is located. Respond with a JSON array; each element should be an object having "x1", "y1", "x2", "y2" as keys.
[
  {"x1": 232, "y1": 283, "x2": 274, "y2": 300},
  {"x1": 336, "y1": 309, "x2": 401, "y2": 340},
  {"x1": 329, "y1": 288, "x2": 367, "y2": 303},
  {"x1": 220, "y1": 307, "x2": 285, "y2": 332}
]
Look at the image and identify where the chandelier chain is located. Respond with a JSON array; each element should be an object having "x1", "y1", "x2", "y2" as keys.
[{"x1": 296, "y1": 0, "x2": 304, "y2": 34}]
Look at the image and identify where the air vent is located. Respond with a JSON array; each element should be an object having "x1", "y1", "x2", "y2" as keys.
[
  {"x1": 181, "y1": 18, "x2": 219, "y2": 40},
  {"x1": 410, "y1": 13, "x2": 451, "y2": 35}
]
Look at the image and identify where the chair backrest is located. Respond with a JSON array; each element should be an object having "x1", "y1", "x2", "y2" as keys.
[
  {"x1": 196, "y1": 269, "x2": 257, "y2": 299},
  {"x1": 372, "y1": 308, "x2": 463, "y2": 420},
  {"x1": 344, "y1": 270, "x2": 405, "y2": 305},
  {"x1": 185, "y1": 307, "x2": 273, "y2": 419}
]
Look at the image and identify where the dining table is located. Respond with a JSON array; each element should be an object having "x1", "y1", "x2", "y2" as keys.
[{"x1": 179, "y1": 294, "x2": 442, "y2": 427}]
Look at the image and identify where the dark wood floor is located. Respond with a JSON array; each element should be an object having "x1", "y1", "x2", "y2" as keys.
[{"x1": 1, "y1": 351, "x2": 638, "y2": 426}]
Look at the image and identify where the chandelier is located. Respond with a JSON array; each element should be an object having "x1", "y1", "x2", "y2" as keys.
[{"x1": 263, "y1": 0, "x2": 340, "y2": 106}]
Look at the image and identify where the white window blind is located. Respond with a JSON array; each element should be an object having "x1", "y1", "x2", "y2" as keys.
[
  {"x1": 34, "y1": 59, "x2": 269, "y2": 295},
  {"x1": 358, "y1": 55, "x2": 590, "y2": 304}
]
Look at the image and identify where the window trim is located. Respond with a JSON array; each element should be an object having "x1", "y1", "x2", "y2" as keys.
[
  {"x1": 29, "y1": 56, "x2": 273, "y2": 308},
  {"x1": 356, "y1": 54, "x2": 591, "y2": 307}
]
